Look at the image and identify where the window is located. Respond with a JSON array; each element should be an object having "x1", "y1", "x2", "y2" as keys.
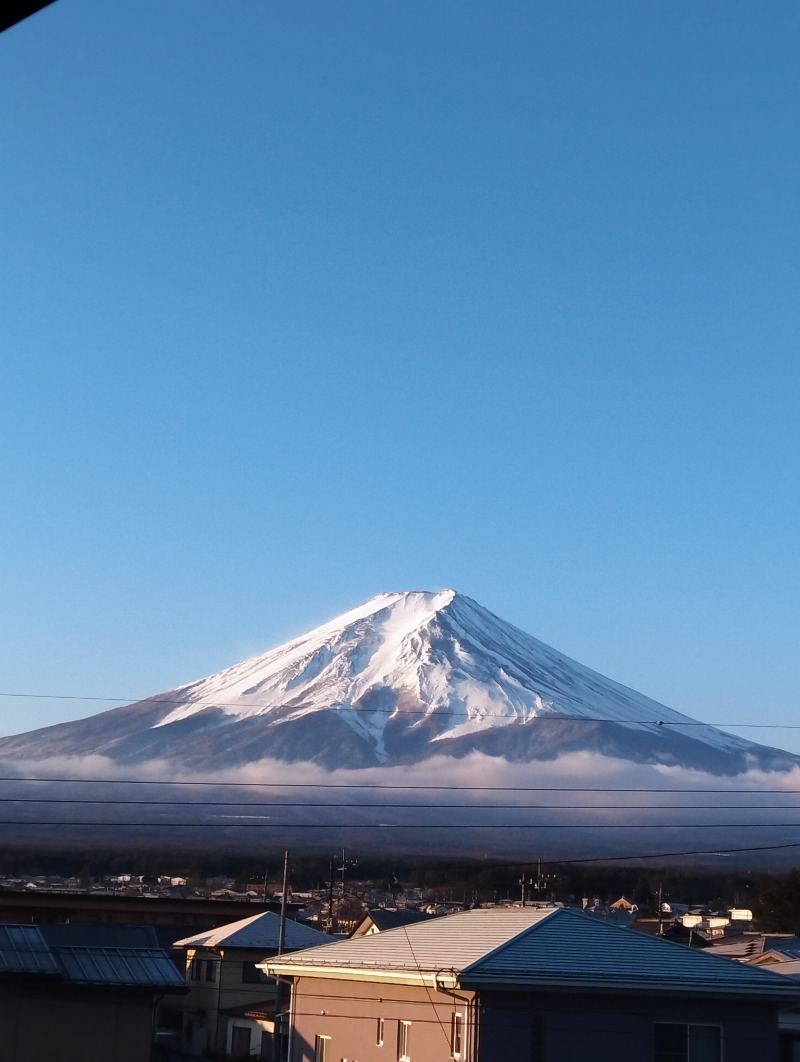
[
  {"x1": 655, "y1": 1024, "x2": 721, "y2": 1062},
  {"x1": 189, "y1": 957, "x2": 219, "y2": 982},
  {"x1": 397, "y1": 1021, "x2": 411, "y2": 1062},
  {"x1": 242, "y1": 960, "x2": 270, "y2": 984},
  {"x1": 377, "y1": 1017, "x2": 385, "y2": 1046},
  {"x1": 315, "y1": 1034, "x2": 330, "y2": 1062},
  {"x1": 531, "y1": 1016, "x2": 545, "y2": 1062},
  {"x1": 450, "y1": 1013, "x2": 463, "y2": 1059},
  {"x1": 231, "y1": 1026, "x2": 251, "y2": 1059}
]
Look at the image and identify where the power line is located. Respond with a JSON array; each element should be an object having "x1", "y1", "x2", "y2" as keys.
[
  {"x1": 3, "y1": 819, "x2": 800, "y2": 829},
  {"x1": 2, "y1": 797, "x2": 800, "y2": 810},
  {"x1": 274, "y1": 1002, "x2": 794, "y2": 1046},
  {"x1": 1, "y1": 689, "x2": 799, "y2": 730},
  {"x1": 0, "y1": 810, "x2": 797, "y2": 865},
  {"x1": 3, "y1": 776, "x2": 800, "y2": 794},
  {"x1": 399, "y1": 839, "x2": 800, "y2": 870}
]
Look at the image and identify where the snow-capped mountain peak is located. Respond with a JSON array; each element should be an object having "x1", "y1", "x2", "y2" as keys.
[
  {"x1": 0, "y1": 589, "x2": 792, "y2": 775},
  {"x1": 151, "y1": 589, "x2": 742, "y2": 761}
]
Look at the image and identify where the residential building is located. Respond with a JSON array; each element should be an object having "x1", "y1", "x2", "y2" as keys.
[
  {"x1": 0, "y1": 922, "x2": 185, "y2": 1062},
  {"x1": 174, "y1": 909, "x2": 333, "y2": 1059},
  {"x1": 351, "y1": 908, "x2": 436, "y2": 937},
  {"x1": 609, "y1": 895, "x2": 638, "y2": 912},
  {"x1": 265, "y1": 906, "x2": 800, "y2": 1062}
]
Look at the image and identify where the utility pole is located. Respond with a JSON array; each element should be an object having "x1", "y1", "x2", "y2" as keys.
[
  {"x1": 335, "y1": 849, "x2": 358, "y2": 928},
  {"x1": 278, "y1": 851, "x2": 289, "y2": 956},
  {"x1": 657, "y1": 882, "x2": 664, "y2": 936},
  {"x1": 532, "y1": 859, "x2": 556, "y2": 903},
  {"x1": 519, "y1": 871, "x2": 534, "y2": 907},
  {"x1": 328, "y1": 858, "x2": 335, "y2": 933},
  {"x1": 274, "y1": 852, "x2": 290, "y2": 1062}
]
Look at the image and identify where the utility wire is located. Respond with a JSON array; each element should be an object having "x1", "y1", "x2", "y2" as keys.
[
  {"x1": 392, "y1": 839, "x2": 800, "y2": 870},
  {"x1": 3, "y1": 777, "x2": 800, "y2": 794},
  {"x1": 275, "y1": 1003, "x2": 794, "y2": 1046},
  {"x1": 3, "y1": 819, "x2": 800, "y2": 829},
  {"x1": 0, "y1": 690, "x2": 798, "y2": 729},
  {"x1": 2, "y1": 798, "x2": 800, "y2": 810},
  {"x1": 0, "y1": 814, "x2": 797, "y2": 865}
]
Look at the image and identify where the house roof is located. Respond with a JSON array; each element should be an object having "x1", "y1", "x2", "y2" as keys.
[
  {"x1": 39, "y1": 924, "x2": 186, "y2": 990},
  {"x1": 273, "y1": 907, "x2": 552, "y2": 974},
  {"x1": 0, "y1": 924, "x2": 60, "y2": 976},
  {"x1": 265, "y1": 907, "x2": 800, "y2": 1001},
  {"x1": 222, "y1": 999, "x2": 277, "y2": 1021},
  {"x1": 760, "y1": 959, "x2": 800, "y2": 977},
  {"x1": 0, "y1": 923, "x2": 185, "y2": 990},
  {"x1": 765, "y1": 936, "x2": 800, "y2": 960},
  {"x1": 706, "y1": 934, "x2": 800, "y2": 963},
  {"x1": 355, "y1": 909, "x2": 436, "y2": 933},
  {"x1": 173, "y1": 910, "x2": 334, "y2": 952}
]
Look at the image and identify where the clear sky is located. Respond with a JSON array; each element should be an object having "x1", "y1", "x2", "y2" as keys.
[{"x1": 2, "y1": 1, "x2": 799, "y2": 749}]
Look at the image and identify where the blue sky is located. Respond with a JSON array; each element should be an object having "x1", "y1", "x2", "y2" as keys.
[{"x1": 2, "y1": 0, "x2": 799, "y2": 749}]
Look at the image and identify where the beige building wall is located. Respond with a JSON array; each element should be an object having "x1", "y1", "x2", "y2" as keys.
[{"x1": 182, "y1": 945, "x2": 280, "y2": 1055}]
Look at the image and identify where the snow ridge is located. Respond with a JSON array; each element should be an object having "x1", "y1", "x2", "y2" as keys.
[{"x1": 151, "y1": 589, "x2": 746, "y2": 760}]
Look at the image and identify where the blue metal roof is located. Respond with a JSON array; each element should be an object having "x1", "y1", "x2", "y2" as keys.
[
  {"x1": 462, "y1": 909, "x2": 800, "y2": 999},
  {"x1": 37, "y1": 922, "x2": 186, "y2": 989},
  {"x1": 0, "y1": 924, "x2": 59, "y2": 976},
  {"x1": 52, "y1": 945, "x2": 185, "y2": 988},
  {"x1": 361, "y1": 909, "x2": 436, "y2": 932},
  {"x1": 765, "y1": 936, "x2": 800, "y2": 960},
  {"x1": 0, "y1": 923, "x2": 185, "y2": 989}
]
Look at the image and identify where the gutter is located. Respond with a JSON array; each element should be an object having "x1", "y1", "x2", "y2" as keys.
[
  {"x1": 457, "y1": 975, "x2": 800, "y2": 1003},
  {"x1": 264, "y1": 963, "x2": 456, "y2": 989}
]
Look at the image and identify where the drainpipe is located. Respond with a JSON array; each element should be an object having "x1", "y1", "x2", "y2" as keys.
[
  {"x1": 151, "y1": 993, "x2": 163, "y2": 1054},
  {"x1": 434, "y1": 975, "x2": 474, "y2": 1062},
  {"x1": 215, "y1": 948, "x2": 224, "y2": 1054}
]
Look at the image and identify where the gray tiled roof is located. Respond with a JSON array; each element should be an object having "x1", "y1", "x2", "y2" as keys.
[
  {"x1": 268, "y1": 907, "x2": 800, "y2": 1001},
  {"x1": 174, "y1": 910, "x2": 334, "y2": 951},
  {"x1": 268, "y1": 907, "x2": 556, "y2": 972}
]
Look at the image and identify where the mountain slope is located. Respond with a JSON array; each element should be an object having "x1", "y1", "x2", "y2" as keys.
[{"x1": 0, "y1": 589, "x2": 794, "y2": 774}]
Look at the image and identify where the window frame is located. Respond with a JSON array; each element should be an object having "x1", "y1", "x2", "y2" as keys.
[
  {"x1": 241, "y1": 960, "x2": 270, "y2": 984},
  {"x1": 451, "y1": 1012, "x2": 464, "y2": 1060},
  {"x1": 654, "y1": 1022, "x2": 722, "y2": 1062},
  {"x1": 230, "y1": 1024, "x2": 252, "y2": 1058},
  {"x1": 397, "y1": 1020, "x2": 411, "y2": 1062},
  {"x1": 189, "y1": 956, "x2": 219, "y2": 982},
  {"x1": 314, "y1": 1033, "x2": 330, "y2": 1062}
]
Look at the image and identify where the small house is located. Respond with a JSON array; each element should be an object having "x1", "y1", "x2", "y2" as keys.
[
  {"x1": 174, "y1": 909, "x2": 333, "y2": 1058},
  {"x1": 265, "y1": 906, "x2": 800, "y2": 1062}
]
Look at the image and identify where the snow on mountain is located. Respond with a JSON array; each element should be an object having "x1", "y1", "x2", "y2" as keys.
[
  {"x1": 154, "y1": 589, "x2": 738, "y2": 757},
  {"x1": 0, "y1": 589, "x2": 793, "y2": 774}
]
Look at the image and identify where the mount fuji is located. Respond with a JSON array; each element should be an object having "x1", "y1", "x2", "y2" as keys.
[{"x1": 0, "y1": 589, "x2": 794, "y2": 776}]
